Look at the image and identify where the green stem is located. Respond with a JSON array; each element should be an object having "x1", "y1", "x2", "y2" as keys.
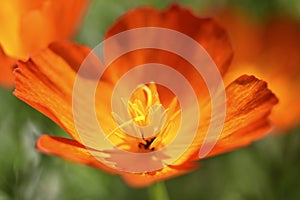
[{"x1": 148, "y1": 182, "x2": 170, "y2": 200}]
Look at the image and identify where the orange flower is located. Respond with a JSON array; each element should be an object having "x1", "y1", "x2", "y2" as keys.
[
  {"x1": 14, "y1": 5, "x2": 278, "y2": 187},
  {"x1": 210, "y1": 7, "x2": 300, "y2": 131},
  {"x1": 0, "y1": 0, "x2": 89, "y2": 88}
]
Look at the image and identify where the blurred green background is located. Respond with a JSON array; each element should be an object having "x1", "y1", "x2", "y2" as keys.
[{"x1": 1, "y1": 0, "x2": 300, "y2": 199}]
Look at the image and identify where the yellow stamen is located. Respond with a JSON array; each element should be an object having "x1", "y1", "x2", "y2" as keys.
[{"x1": 108, "y1": 83, "x2": 180, "y2": 153}]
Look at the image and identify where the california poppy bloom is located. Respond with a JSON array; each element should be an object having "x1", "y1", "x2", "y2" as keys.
[
  {"x1": 0, "y1": 0, "x2": 89, "y2": 88},
  {"x1": 14, "y1": 5, "x2": 278, "y2": 187},
  {"x1": 209, "y1": 7, "x2": 300, "y2": 131}
]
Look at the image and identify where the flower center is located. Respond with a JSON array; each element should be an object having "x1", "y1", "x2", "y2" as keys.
[{"x1": 108, "y1": 83, "x2": 180, "y2": 153}]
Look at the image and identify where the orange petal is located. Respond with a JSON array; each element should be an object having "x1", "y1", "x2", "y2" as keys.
[
  {"x1": 103, "y1": 4, "x2": 233, "y2": 84},
  {"x1": 14, "y1": 41, "x2": 90, "y2": 141},
  {"x1": 14, "y1": 41, "x2": 116, "y2": 142},
  {"x1": 0, "y1": 0, "x2": 89, "y2": 60},
  {"x1": 208, "y1": 75, "x2": 278, "y2": 156},
  {"x1": 48, "y1": 41, "x2": 92, "y2": 72},
  {"x1": 36, "y1": 135, "x2": 117, "y2": 174},
  {"x1": 186, "y1": 75, "x2": 278, "y2": 161},
  {"x1": 0, "y1": 46, "x2": 16, "y2": 88}
]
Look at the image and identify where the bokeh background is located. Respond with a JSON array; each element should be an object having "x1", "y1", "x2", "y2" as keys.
[{"x1": 1, "y1": 0, "x2": 300, "y2": 199}]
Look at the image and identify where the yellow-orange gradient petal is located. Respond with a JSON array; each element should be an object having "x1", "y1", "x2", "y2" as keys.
[
  {"x1": 210, "y1": 8, "x2": 300, "y2": 131},
  {"x1": 0, "y1": 0, "x2": 89, "y2": 87}
]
